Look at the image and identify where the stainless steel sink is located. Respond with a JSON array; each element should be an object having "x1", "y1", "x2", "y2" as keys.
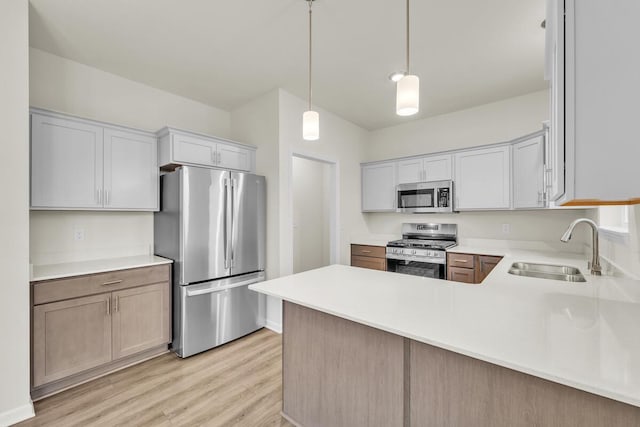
[{"x1": 508, "y1": 262, "x2": 586, "y2": 283}]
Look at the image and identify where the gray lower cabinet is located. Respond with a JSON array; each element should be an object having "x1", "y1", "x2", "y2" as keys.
[{"x1": 31, "y1": 264, "x2": 171, "y2": 398}]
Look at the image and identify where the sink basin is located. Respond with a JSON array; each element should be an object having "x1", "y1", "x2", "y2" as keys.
[{"x1": 508, "y1": 262, "x2": 586, "y2": 283}]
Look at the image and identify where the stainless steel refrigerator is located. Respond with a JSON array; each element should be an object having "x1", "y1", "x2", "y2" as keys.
[{"x1": 154, "y1": 165, "x2": 266, "y2": 358}]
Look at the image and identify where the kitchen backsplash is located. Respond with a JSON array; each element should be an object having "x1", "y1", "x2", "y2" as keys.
[{"x1": 29, "y1": 211, "x2": 153, "y2": 265}]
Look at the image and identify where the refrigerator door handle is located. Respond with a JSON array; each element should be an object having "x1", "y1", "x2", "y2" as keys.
[
  {"x1": 185, "y1": 277, "x2": 261, "y2": 297},
  {"x1": 230, "y1": 178, "x2": 236, "y2": 268},
  {"x1": 224, "y1": 178, "x2": 230, "y2": 269}
]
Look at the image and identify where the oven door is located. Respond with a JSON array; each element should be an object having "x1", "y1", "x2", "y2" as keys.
[
  {"x1": 386, "y1": 258, "x2": 446, "y2": 279},
  {"x1": 397, "y1": 186, "x2": 435, "y2": 212}
]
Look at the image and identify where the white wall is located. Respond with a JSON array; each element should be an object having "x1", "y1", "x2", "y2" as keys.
[
  {"x1": 363, "y1": 89, "x2": 590, "y2": 248},
  {"x1": 29, "y1": 48, "x2": 232, "y2": 265},
  {"x1": 30, "y1": 212, "x2": 153, "y2": 265},
  {"x1": 292, "y1": 157, "x2": 331, "y2": 273},
  {"x1": 30, "y1": 48, "x2": 230, "y2": 136},
  {"x1": 366, "y1": 90, "x2": 550, "y2": 161},
  {"x1": 278, "y1": 89, "x2": 370, "y2": 273},
  {"x1": 230, "y1": 90, "x2": 282, "y2": 331},
  {"x1": 0, "y1": 0, "x2": 34, "y2": 424}
]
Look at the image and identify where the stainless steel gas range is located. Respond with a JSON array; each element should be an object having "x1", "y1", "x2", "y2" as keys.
[{"x1": 386, "y1": 223, "x2": 457, "y2": 279}]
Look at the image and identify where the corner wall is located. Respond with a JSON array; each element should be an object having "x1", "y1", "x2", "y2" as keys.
[{"x1": 0, "y1": 0, "x2": 34, "y2": 424}]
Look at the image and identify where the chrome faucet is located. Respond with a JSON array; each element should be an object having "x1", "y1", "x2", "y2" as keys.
[{"x1": 560, "y1": 218, "x2": 602, "y2": 276}]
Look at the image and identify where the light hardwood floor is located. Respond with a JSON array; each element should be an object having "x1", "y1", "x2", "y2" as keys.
[{"x1": 17, "y1": 328, "x2": 293, "y2": 427}]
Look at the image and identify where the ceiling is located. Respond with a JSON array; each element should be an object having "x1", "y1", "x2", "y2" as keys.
[{"x1": 29, "y1": 0, "x2": 547, "y2": 130}]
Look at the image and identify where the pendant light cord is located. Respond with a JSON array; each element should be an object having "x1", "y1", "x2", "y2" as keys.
[
  {"x1": 406, "y1": 0, "x2": 410, "y2": 73},
  {"x1": 308, "y1": 0, "x2": 313, "y2": 111}
]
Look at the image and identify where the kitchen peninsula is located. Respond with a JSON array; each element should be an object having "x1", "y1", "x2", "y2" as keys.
[{"x1": 250, "y1": 256, "x2": 640, "y2": 427}]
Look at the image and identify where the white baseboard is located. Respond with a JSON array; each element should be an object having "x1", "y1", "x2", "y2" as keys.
[
  {"x1": 0, "y1": 401, "x2": 34, "y2": 426},
  {"x1": 265, "y1": 319, "x2": 282, "y2": 334}
]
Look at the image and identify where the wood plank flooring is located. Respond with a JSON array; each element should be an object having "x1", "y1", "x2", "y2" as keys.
[{"x1": 17, "y1": 328, "x2": 293, "y2": 427}]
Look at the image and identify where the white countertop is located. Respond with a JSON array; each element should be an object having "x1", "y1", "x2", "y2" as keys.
[
  {"x1": 31, "y1": 255, "x2": 173, "y2": 282},
  {"x1": 349, "y1": 233, "x2": 397, "y2": 248},
  {"x1": 250, "y1": 250, "x2": 640, "y2": 408}
]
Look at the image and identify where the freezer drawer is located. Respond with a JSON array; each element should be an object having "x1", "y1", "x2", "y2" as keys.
[{"x1": 174, "y1": 272, "x2": 265, "y2": 358}]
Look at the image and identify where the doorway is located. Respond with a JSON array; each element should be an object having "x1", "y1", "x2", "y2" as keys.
[{"x1": 291, "y1": 155, "x2": 338, "y2": 274}]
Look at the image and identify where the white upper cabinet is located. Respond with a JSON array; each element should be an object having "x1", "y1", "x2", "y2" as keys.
[
  {"x1": 158, "y1": 128, "x2": 255, "y2": 173},
  {"x1": 217, "y1": 143, "x2": 251, "y2": 171},
  {"x1": 104, "y1": 129, "x2": 158, "y2": 210},
  {"x1": 362, "y1": 162, "x2": 397, "y2": 212},
  {"x1": 548, "y1": 0, "x2": 640, "y2": 204},
  {"x1": 31, "y1": 110, "x2": 158, "y2": 211},
  {"x1": 397, "y1": 154, "x2": 452, "y2": 184},
  {"x1": 397, "y1": 158, "x2": 424, "y2": 184},
  {"x1": 455, "y1": 146, "x2": 511, "y2": 210},
  {"x1": 512, "y1": 136, "x2": 545, "y2": 209},
  {"x1": 31, "y1": 114, "x2": 104, "y2": 209},
  {"x1": 424, "y1": 155, "x2": 453, "y2": 182}
]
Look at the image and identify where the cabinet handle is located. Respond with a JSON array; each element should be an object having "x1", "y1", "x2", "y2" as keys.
[
  {"x1": 454, "y1": 259, "x2": 468, "y2": 263},
  {"x1": 102, "y1": 279, "x2": 123, "y2": 286},
  {"x1": 114, "y1": 296, "x2": 119, "y2": 313},
  {"x1": 106, "y1": 298, "x2": 110, "y2": 315},
  {"x1": 360, "y1": 250, "x2": 372, "y2": 254},
  {"x1": 105, "y1": 190, "x2": 110, "y2": 206}
]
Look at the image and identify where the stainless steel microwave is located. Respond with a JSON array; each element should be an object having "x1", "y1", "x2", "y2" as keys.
[{"x1": 396, "y1": 180, "x2": 454, "y2": 213}]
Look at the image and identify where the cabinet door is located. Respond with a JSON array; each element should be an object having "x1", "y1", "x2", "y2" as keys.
[
  {"x1": 455, "y1": 146, "x2": 511, "y2": 210},
  {"x1": 112, "y1": 282, "x2": 170, "y2": 360},
  {"x1": 475, "y1": 255, "x2": 502, "y2": 283},
  {"x1": 103, "y1": 129, "x2": 158, "y2": 210},
  {"x1": 31, "y1": 114, "x2": 104, "y2": 209},
  {"x1": 362, "y1": 162, "x2": 397, "y2": 212},
  {"x1": 397, "y1": 158, "x2": 424, "y2": 184},
  {"x1": 172, "y1": 133, "x2": 216, "y2": 167},
  {"x1": 513, "y1": 136, "x2": 545, "y2": 209},
  {"x1": 217, "y1": 143, "x2": 251, "y2": 171},
  {"x1": 424, "y1": 154, "x2": 453, "y2": 182},
  {"x1": 545, "y1": 0, "x2": 566, "y2": 202},
  {"x1": 33, "y1": 294, "x2": 112, "y2": 387}
]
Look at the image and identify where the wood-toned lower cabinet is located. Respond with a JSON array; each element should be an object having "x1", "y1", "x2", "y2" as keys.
[
  {"x1": 31, "y1": 264, "x2": 171, "y2": 398},
  {"x1": 112, "y1": 282, "x2": 170, "y2": 359},
  {"x1": 447, "y1": 253, "x2": 503, "y2": 284},
  {"x1": 351, "y1": 244, "x2": 387, "y2": 271},
  {"x1": 33, "y1": 294, "x2": 112, "y2": 387}
]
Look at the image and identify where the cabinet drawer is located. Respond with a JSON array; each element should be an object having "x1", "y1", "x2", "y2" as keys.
[
  {"x1": 33, "y1": 264, "x2": 171, "y2": 305},
  {"x1": 447, "y1": 253, "x2": 475, "y2": 268},
  {"x1": 351, "y1": 244, "x2": 386, "y2": 258},
  {"x1": 351, "y1": 256, "x2": 387, "y2": 271},
  {"x1": 447, "y1": 267, "x2": 476, "y2": 284}
]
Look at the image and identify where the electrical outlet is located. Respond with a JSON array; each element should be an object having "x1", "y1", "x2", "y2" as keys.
[
  {"x1": 501, "y1": 223, "x2": 511, "y2": 235},
  {"x1": 73, "y1": 227, "x2": 85, "y2": 241}
]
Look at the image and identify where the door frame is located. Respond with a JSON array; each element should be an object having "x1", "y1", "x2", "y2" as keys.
[{"x1": 286, "y1": 150, "x2": 340, "y2": 275}]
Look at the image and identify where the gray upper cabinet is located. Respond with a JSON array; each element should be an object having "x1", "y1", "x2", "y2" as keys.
[
  {"x1": 547, "y1": 0, "x2": 640, "y2": 205},
  {"x1": 157, "y1": 127, "x2": 255, "y2": 173},
  {"x1": 362, "y1": 161, "x2": 397, "y2": 212},
  {"x1": 397, "y1": 154, "x2": 452, "y2": 184},
  {"x1": 30, "y1": 110, "x2": 158, "y2": 211},
  {"x1": 454, "y1": 146, "x2": 511, "y2": 210},
  {"x1": 512, "y1": 135, "x2": 545, "y2": 209}
]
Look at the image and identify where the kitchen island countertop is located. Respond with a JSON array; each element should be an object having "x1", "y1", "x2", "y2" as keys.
[{"x1": 250, "y1": 250, "x2": 640, "y2": 408}]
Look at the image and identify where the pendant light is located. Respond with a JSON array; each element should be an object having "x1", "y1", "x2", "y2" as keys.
[
  {"x1": 303, "y1": 0, "x2": 319, "y2": 140},
  {"x1": 396, "y1": 0, "x2": 419, "y2": 116}
]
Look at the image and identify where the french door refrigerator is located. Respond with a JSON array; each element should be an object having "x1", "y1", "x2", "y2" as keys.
[{"x1": 154, "y1": 165, "x2": 266, "y2": 357}]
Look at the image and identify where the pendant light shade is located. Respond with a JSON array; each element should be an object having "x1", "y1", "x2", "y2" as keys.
[
  {"x1": 396, "y1": 0, "x2": 419, "y2": 116},
  {"x1": 303, "y1": 110, "x2": 320, "y2": 140},
  {"x1": 303, "y1": 0, "x2": 319, "y2": 141},
  {"x1": 396, "y1": 74, "x2": 420, "y2": 116}
]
